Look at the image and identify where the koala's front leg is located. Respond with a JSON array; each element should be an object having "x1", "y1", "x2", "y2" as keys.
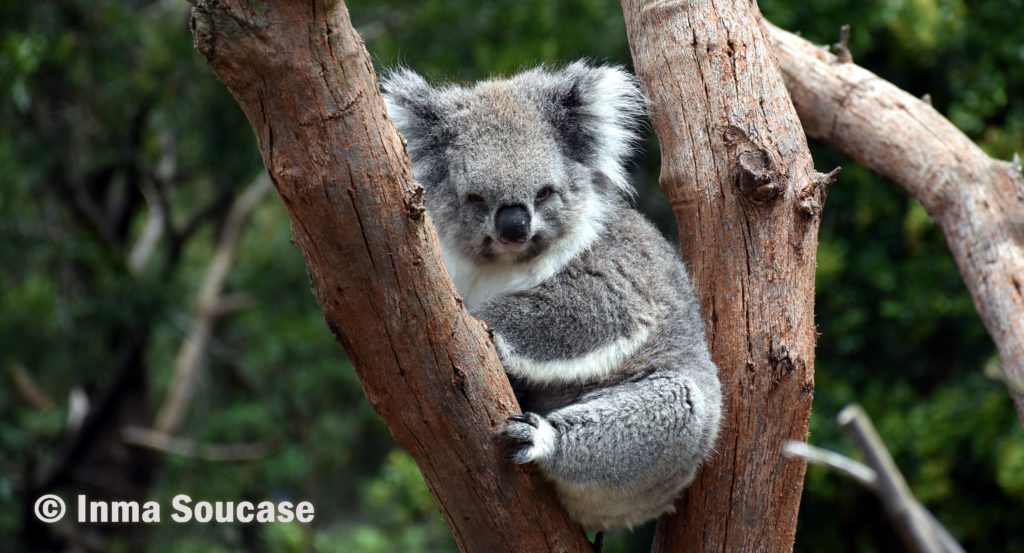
[{"x1": 498, "y1": 367, "x2": 719, "y2": 486}]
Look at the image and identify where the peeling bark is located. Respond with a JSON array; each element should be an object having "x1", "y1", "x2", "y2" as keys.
[
  {"x1": 620, "y1": 1, "x2": 826, "y2": 552},
  {"x1": 769, "y1": 23, "x2": 1024, "y2": 421},
  {"x1": 188, "y1": 1, "x2": 590, "y2": 551}
]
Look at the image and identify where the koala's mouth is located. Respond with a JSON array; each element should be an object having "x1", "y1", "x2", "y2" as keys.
[
  {"x1": 492, "y1": 238, "x2": 531, "y2": 254},
  {"x1": 483, "y1": 235, "x2": 544, "y2": 261}
]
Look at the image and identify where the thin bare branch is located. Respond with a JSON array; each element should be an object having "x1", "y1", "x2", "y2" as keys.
[
  {"x1": 154, "y1": 173, "x2": 272, "y2": 434},
  {"x1": 784, "y1": 436, "x2": 966, "y2": 553},
  {"x1": 782, "y1": 440, "x2": 876, "y2": 488},
  {"x1": 838, "y1": 405, "x2": 943, "y2": 553},
  {"x1": 8, "y1": 363, "x2": 56, "y2": 412},
  {"x1": 128, "y1": 179, "x2": 168, "y2": 275},
  {"x1": 830, "y1": 24, "x2": 853, "y2": 63},
  {"x1": 122, "y1": 426, "x2": 271, "y2": 461}
]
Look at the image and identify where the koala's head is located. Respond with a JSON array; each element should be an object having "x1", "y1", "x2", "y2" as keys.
[{"x1": 382, "y1": 61, "x2": 644, "y2": 266}]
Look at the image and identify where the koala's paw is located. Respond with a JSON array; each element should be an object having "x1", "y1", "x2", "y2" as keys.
[{"x1": 498, "y1": 413, "x2": 556, "y2": 464}]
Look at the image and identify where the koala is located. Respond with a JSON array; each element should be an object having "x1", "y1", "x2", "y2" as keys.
[{"x1": 382, "y1": 61, "x2": 722, "y2": 531}]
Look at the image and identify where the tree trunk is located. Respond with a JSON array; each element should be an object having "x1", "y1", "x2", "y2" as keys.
[
  {"x1": 187, "y1": 2, "x2": 591, "y2": 551},
  {"x1": 767, "y1": 23, "x2": 1024, "y2": 421},
  {"x1": 620, "y1": 2, "x2": 829, "y2": 552}
]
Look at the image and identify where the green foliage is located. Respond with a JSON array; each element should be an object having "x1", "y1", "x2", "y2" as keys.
[
  {"x1": 2, "y1": 1, "x2": 1022, "y2": 552},
  {"x1": 310, "y1": 450, "x2": 455, "y2": 553},
  {"x1": 350, "y1": 0, "x2": 630, "y2": 79}
]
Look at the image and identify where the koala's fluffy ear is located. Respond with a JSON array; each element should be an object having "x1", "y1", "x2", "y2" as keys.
[
  {"x1": 525, "y1": 61, "x2": 646, "y2": 195},
  {"x1": 381, "y1": 68, "x2": 454, "y2": 185}
]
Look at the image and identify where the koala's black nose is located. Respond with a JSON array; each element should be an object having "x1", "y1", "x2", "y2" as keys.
[{"x1": 495, "y1": 205, "x2": 531, "y2": 243}]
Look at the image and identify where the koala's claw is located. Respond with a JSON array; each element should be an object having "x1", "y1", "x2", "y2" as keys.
[
  {"x1": 508, "y1": 413, "x2": 540, "y2": 427},
  {"x1": 505, "y1": 443, "x2": 534, "y2": 464},
  {"x1": 499, "y1": 412, "x2": 553, "y2": 464}
]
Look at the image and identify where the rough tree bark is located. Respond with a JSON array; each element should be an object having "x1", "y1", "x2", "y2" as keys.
[
  {"x1": 187, "y1": 1, "x2": 592, "y2": 551},
  {"x1": 768, "y1": 24, "x2": 1024, "y2": 421},
  {"x1": 620, "y1": 2, "x2": 830, "y2": 552}
]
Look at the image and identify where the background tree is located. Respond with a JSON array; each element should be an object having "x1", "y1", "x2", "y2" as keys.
[{"x1": 1, "y1": 1, "x2": 1022, "y2": 552}]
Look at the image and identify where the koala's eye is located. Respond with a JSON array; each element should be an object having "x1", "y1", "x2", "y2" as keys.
[
  {"x1": 466, "y1": 193, "x2": 486, "y2": 206},
  {"x1": 535, "y1": 186, "x2": 554, "y2": 203}
]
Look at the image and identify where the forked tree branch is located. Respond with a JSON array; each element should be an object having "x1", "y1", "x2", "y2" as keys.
[
  {"x1": 187, "y1": 1, "x2": 590, "y2": 551},
  {"x1": 768, "y1": 23, "x2": 1024, "y2": 420}
]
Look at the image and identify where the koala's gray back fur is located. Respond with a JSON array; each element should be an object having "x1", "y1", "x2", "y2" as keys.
[{"x1": 382, "y1": 61, "x2": 722, "y2": 531}]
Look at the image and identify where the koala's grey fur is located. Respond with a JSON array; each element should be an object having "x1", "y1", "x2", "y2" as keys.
[{"x1": 383, "y1": 61, "x2": 722, "y2": 530}]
